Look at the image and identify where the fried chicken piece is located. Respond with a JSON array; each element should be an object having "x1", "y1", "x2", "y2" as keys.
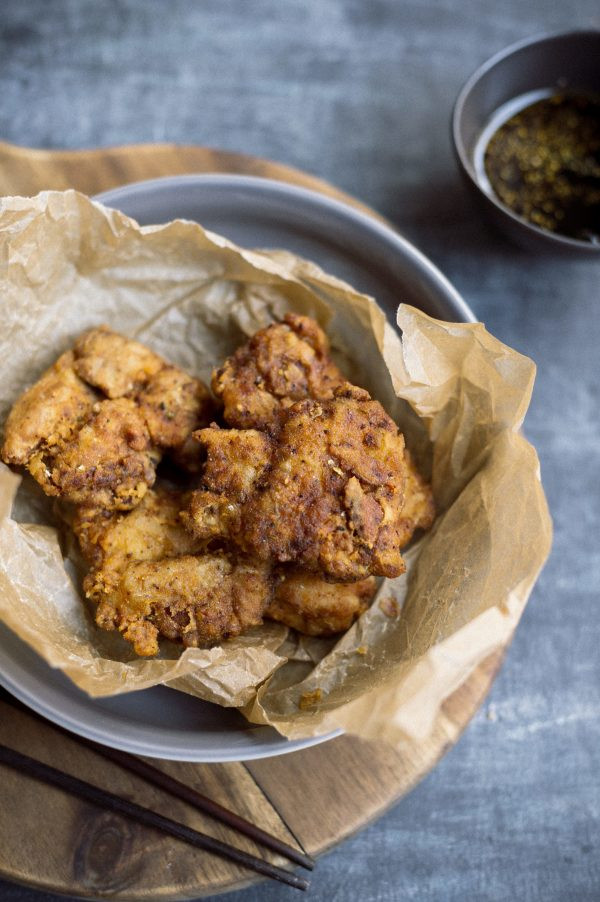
[
  {"x1": 240, "y1": 384, "x2": 410, "y2": 581},
  {"x1": 117, "y1": 555, "x2": 271, "y2": 656},
  {"x1": 74, "y1": 487, "x2": 272, "y2": 657},
  {"x1": 75, "y1": 327, "x2": 214, "y2": 465},
  {"x1": 1, "y1": 351, "x2": 96, "y2": 467},
  {"x1": 199, "y1": 426, "x2": 273, "y2": 498},
  {"x1": 28, "y1": 398, "x2": 159, "y2": 510},
  {"x1": 181, "y1": 426, "x2": 273, "y2": 542},
  {"x1": 138, "y1": 366, "x2": 213, "y2": 449},
  {"x1": 183, "y1": 385, "x2": 435, "y2": 580},
  {"x1": 181, "y1": 490, "x2": 242, "y2": 544},
  {"x1": 1, "y1": 351, "x2": 158, "y2": 509},
  {"x1": 398, "y1": 449, "x2": 436, "y2": 544},
  {"x1": 73, "y1": 327, "x2": 164, "y2": 398},
  {"x1": 3, "y1": 327, "x2": 214, "y2": 504},
  {"x1": 266, "y1": 572, "x2": 377, "y2": 636},
  {"x1": 212, "y1": 313, "x2": 345, "y2": 433},
  {"x1": 74, "y1": 486, "x2": 204, "y2": 597}
]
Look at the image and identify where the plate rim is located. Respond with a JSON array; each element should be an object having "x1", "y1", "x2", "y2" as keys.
[
  {"x1": 95, "y1": 172, "x2": 477, "y2": 324},
  {"x1": 0, "y1": 658, "x2": 341, "y2": 762}
]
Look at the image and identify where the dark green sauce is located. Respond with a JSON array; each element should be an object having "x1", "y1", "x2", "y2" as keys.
[{"x1": 484, "y1": 92, "x2": 600, "y2": 243}]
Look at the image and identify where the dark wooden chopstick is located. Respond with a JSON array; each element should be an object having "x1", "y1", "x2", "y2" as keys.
[
  {"x1": 0, "y1": 691, "x2": 313, "y2": 872},
  {"x1": 66, "y1": 736, "x2": 315, "y2": 871},
  {"x1": 0, "y1": 743, "x2": 309, "y2": 891}
]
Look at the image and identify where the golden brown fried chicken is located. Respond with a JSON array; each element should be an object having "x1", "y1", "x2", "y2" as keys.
[
  {"x1": 1, "y1": 351, "x2": 97, "y2": 467},
  {"x1": 198, "y1": 425, "x2": 273, "y2": 498},
  {"x1": 74, "y1": 486, "x2": 204, "y2": 596},
  {"x1": 398, "y1": 450, "x2": 435, "y2": 544},
  {"x1": 212, "y1": 313, "x2": 345, "y2": 433},
  {"x1": 183, "y1": 383, "x2": 434, "y2": 582},
  {"x1": 241, "y1": 384, "x2": 413, "y2": 580},
  {"x1": 180, "y1": 426, "x2": 273, "y2": 542},
  {"x1": 118, "y1": 555, "x2": 271, "y2": 656},
  {"x1": 73, "y1": 327, "x2": 165, "y2": 398},
  {"x1": 29, "y1": 398, "x2": 159, "y2": 510},
  {"x1": 138, "y1": 366, "x2": 214, "y2": 450},
  {"x1": 266, "y1": 572, "x2": 377, "y2": 636},
  {"x1": 74, "y1": 486, "x2": 272, "y2": 657},
  {"x1": 2, "y1": 327, "x2": 214, "y2": 505},
  {"x1": 74, "y1": 327, "x2": 214, "y2": 470},
  {"x1": 3, "y1": 314, "x2": 434, "y2": 656}
]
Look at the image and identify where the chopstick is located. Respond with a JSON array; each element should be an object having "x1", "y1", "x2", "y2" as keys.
[
  {"x1": 0, "y1": 742, "x2": 310, "y2": 891},
  {"x1": 78, "y1": 740, "x2": 315, "y2": 870},
  {"x1": 1, "y1": 692, "x2": 313, "y2": 872}
]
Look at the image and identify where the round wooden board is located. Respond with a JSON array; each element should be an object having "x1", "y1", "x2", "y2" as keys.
[{"x1": 0, "y1": 141, "x2": 506, "y2": 901}]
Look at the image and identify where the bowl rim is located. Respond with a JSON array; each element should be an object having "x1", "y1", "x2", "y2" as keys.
[
  {"x1": 0, "y1": 635, "x2": 343, "y2": 762},
  {"x1": 451, "y1": 27, "x2": 600, "y2": 253},
  {"x1": 95, "y1": 172, "x2": 477, "y2": 323}
]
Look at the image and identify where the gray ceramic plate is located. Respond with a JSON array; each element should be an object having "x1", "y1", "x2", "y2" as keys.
[{"x1": 0, "y1": 175, "x2": 474, "y2": 762}]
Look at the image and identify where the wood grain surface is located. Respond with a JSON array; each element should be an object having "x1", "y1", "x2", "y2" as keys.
[
  {"x1": 0, "y1": 140, "x2": 384, "y2": 220},
  {"x1": 0, "y1": 140, "x2": 505, "y2": 901}
]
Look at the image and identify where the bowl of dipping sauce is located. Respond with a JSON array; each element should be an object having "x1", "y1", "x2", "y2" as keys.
[{"x1": 452, "y1": 30, "x2": 600, "y2": 254}]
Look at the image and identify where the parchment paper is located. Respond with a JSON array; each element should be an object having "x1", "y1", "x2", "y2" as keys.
[{"x1": 0, "y1": 191, "x2": 552, "y2": 744}]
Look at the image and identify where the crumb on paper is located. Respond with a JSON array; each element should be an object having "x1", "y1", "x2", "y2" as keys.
[
  {"x1": 299, "y1": 688, "x2": 323, "y2": 710},
  {"x1": 379, "y1": 596, "x2": 401, "y2": 618},
  {"x1": 356, "y1": 645, "x2": 367, "y2": 655}
]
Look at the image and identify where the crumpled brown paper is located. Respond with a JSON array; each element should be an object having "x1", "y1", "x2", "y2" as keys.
[{"x1": 0, "y1": 190, "x2": 552, "y2": 745}]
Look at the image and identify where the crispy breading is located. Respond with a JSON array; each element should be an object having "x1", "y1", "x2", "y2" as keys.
[
  {"x1": 180, "y1": 426, "x2": 273, "y2": 542},
  {"x1": 116, "y1": 555, "x2": 271, "y2": 656},
  {"x1": 74, "y1": 487, "x2": 272, "y2": 657},
  {"x1": 183, "y1": 384, "x2": 435, "y2": 581},
  {"x1": 74, "y1": 327, "x2": 214, "y2": 463},
  {"x1": 2, "y1": 328, "x2": 214, "y2": 504},
  {"x1": 73, "y1": 326, "x2": 164, "y2": 398},
  {"x1": 1, "y1": 351, "x2": 96, "y2": 466},
  {"x1": 197, "y1": 426, "x2": 273, "y2": 499},
  {"x1": 240, "y1": 384, "x2": 410, "y2": 580},
  {"x1": 71, "y1": 505, "x2": 115, "y2": 568},
  {"x1": 397, "y1": 449, "x2": 436, "y2": 544},
  {"x1": 180, "y1": 489, "x2": 242, "y2": 543},
  {"x1": 266, "y1": 572, "x2": 377, "y2": 636},
  {"x1": 138, "y1": 365, "x2": 214, "y2": 449},
  {"x1": 75, "y1": 486, "x2": 204, "y2": 598},
  {"x1": 212, "y1": 313, "x2": 345, "y2": 433},
  {"x1": 29, "y1": 398, "x2": 159, "y2": 510}
]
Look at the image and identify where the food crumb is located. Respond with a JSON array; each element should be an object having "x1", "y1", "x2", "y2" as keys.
[
  {"x1": 299, "y1": 688, "x2": 323, "y2": 710},
  {"x1": 379, "y1": 596, "x2": 400, "y2": 618},
  {"x1": 486, "y1": 703, "x2": 498, "y2": 722},
  {"x1": 327, "y1": 457, "x2": 344, "y2": 476},
  {"x1": 356, "y1": 645, "x2": 367, "y2": 655}
]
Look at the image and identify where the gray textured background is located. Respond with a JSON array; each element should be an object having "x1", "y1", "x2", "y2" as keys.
[{"x1": 1, "y1": 1, "x2": 599, "y2": 901}]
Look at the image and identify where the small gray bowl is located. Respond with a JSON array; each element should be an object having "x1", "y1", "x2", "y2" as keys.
[{"x1": 452, "y1": 29, "x2": 600, "y2": 255}]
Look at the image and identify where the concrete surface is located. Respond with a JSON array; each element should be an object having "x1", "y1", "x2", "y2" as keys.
[{"x1": 0, "y1": 1, "x2": 599, "y2": 900}]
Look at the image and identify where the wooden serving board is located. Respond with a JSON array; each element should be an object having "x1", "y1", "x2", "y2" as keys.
[{"x1": 0, "y1": 140, "x2": 505, "y2": 901}]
